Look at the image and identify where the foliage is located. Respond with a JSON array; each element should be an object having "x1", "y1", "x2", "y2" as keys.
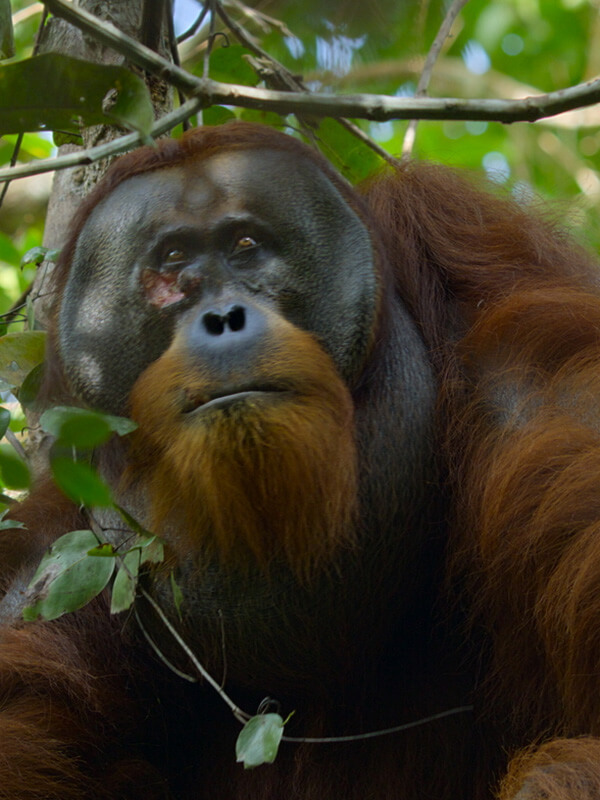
[
  {"x1": 21, "y1": 405, "x2": 165, "y2": 622},
  {"x1": 0, "y1": 53, "x2": 154, "y2": 137},
  {"x1": 236, "y1": 713, "x2": 286, "y2": 769}
]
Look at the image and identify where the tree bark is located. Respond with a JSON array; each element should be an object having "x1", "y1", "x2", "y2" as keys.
[
  {"x1": 39, "y1": 0, "x2": 173, "y2": 302},
  {"x1": 29, "y1": 0, "x2": 173, "y2": 474}
]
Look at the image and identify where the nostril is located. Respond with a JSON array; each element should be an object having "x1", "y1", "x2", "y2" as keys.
[
  {"x1": 190, "y1": 301, "x2": 267, "y2": 361},
  {"x1": 202, "y1": 312, "x2": 226, "y2": 336},
  {"x1": 201, "y1": 305, "x2": 247, "y2": 336},
  {"x1": 227, "y1": 306, "x2": 245, "y2": 332}
]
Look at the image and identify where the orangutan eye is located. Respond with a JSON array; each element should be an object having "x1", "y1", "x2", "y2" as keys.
[
  {"x1": 164, "y1": 248, "x2": 187, "y2": 265},
  {"x1": 234, "y1": 235, "x2": 257, "y2": 252}
]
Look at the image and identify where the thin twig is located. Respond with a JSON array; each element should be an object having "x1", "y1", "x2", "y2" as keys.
[
  {"x1": 224, "y1": 0, "x2": 295, "y2": 38},
  {"x1": 403, "y1": 0, "x2": 470, "y2": 156},
  {"x1": 282, "y1": 705, "x2": 474, "y2": 743},
  {"x1": 203, "y1": 0, "x2": 217, "y2": 80},
  {"x1": 217, "y1": 4, "x2": 281, "y2": 66},
  {"x1": 166, "y1": 0, "x2": 191, "y2": 131},
  {"x1": 177, "y1": 0, "x2": 210, "y2": 44},
  {"x1": 134, "y1": 606, "x2": 198, "y2": 683},
  {"x1": 5, "y1": 429, "x2": 27, "y2": 462},
  {"x1": 138, "y1": 584, "x2": 251, "y2": 724},
  {"x1": 0, "y1": 133, "x2": 23, "y2": 206},
  {"x1": 139, "y1": 577, "x2": 473, "y2": 744}
]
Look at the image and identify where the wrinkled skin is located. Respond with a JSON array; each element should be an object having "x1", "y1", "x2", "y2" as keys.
[{"x1": 59, "y1": 150, "x2": 382, "y2": 409}]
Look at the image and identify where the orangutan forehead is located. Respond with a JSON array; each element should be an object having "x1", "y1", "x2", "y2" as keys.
[{"x1": 91, "y1": 147, "x2": 352, "y2": 228}]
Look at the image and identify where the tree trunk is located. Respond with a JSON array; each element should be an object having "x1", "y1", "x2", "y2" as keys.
[
  {"x1": 29, "y1": 0, "x2": 173, "y2": 471},
  {"x1": 38, "y1": 0, "x2": 173, "y2": 304}
]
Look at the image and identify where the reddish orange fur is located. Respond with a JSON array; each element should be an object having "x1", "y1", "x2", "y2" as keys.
[
  {"x1": 4, "y1": 125, "x2": 600, "y2": 798},
  {"x1": 367, "y1": 162, "x2": 600, "y2": 795},
  {"x1": 498, "y1": 738, "x2": 600, "y2": 800},
  {"x1": 445, "y1": 289, "x2": 600, "y2": 738},
  {"x1": 128, "y1": 306, "x2": 357, "y2": 578},
  {"x1": 0, "y1": 597, "x2": 169, "y2": 800}
]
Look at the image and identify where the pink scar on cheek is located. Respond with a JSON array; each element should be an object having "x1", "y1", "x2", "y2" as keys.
[{"x1": 141, "y1": 269, "x2": 186, "y2": 308}]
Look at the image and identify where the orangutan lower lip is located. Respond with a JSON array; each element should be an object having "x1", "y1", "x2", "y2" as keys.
[{"x1": 184, "y1": 387, "x2": 287, "y2": 414}]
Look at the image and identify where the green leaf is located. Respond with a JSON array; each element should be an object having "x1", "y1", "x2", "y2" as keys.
[
  {"x1": 203, "y1": 106, "x2": 236, "y2": 126},
  {"x1": 170, "y1": 570, "x2": 184, "y2": 619},
  {"x1": 41, "y1": 406, "x2": 137, "y2": 446},
  {"x1": 113, "y1": 505, "x2": 164, "y2": 563},
  {"x1": 0, "y1": 330, "x2": 46, "y2": 387},
  {"x1": 0, "y1": 518, "x2": 26, "y2": 530},
  {"x1": 0, "y1": 406, "x2": 10, "y2": 439},
  {"x1": 88, "y1": 543, "x2": 116, "y2": 557},
  {"x1": 53, "y1": 130, "x2": 83, "y2": 147},
  {"x1": 0, "y1": 0, "x2": 14, "y2": 60},
  {"x1": 51, "y1": 458, "x2": 113, "y2": 507},
  {"x1": 139, "y1": 535, "x2": 164, "y2": 565},
  {"x1": 235, "y1": 714, "x2": 285, "y2": 768},
  {"x1": 0, "y1": 444, "x2": 30, "y2": 489},
  {"x1": 23, "y1": 529, "x2": 115, "y2": 621},
  {"x1": 207, "y1": 46, "x2": 259, "y2": 87},
  {"x1": 109, "y1": 70, "x2": 155, "y2": 141},
  {"x1": 18, "y1": 363, "x2": 45, "y2": 409},
  {"x1": 0, "y1": 508, "x2": 26, "y2": 530},
  {"x1": 20, "y1": 246, "x2": 60, "y2": 268},
  {"x1": 58, "y1": 412, "x2": 111, "y2": 449},
  {"x1": 0, "y1": 53, "x2": 153, "y2": 137},
  {"x1": 110, "y1": 548, "x2": 141, "y2": 614}
]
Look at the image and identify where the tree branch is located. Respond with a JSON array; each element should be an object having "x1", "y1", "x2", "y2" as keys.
[
  {"x1": 216, "y1": 2, "x2": 397, "y2": 164},
  {"x1": 5, "y1": 75, "x2": 600, "y2": 184},
  {"x1": 41, "y1": 0, "x2": 600, "y2": 129},
  {"x1": 0, "y1": 95, "x2": 206, "y2": 183}
]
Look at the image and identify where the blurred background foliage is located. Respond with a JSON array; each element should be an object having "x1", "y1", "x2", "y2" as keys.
[{"x1": 1, "y1": 0, "x2": 600, "y2": 321}]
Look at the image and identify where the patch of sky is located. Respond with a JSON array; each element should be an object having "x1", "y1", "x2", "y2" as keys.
[
  {"x1": 369, "y1": 121, "x2": 394, "y2": 142},
  {"x1": 173, "y1": 0, "x2": 201, "y2": 37},
  {"x1": 395, "y1": 82, "x2": 416, "y2": 98},
  {"x1": 316, "y1": 33, "x2": 366, "y2": 77},
  {"x1": 284, "y1": 36, "x2": 305, "y2": 60},
  {"x1": 462, "y1": 40, "x2": 491, "y2": 75},
  {"x1": 482, "y1": 152, "x2": 510, "y2": 183}
]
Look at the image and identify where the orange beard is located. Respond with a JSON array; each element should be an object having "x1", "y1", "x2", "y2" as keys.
[{"x1": 127, "y1": 312, "x2": 358, "y2": 580}]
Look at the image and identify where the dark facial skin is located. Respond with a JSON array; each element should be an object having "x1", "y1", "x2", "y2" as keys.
[{"x1": 58, "y1": 148, "x2": 379, "y2": 413}]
